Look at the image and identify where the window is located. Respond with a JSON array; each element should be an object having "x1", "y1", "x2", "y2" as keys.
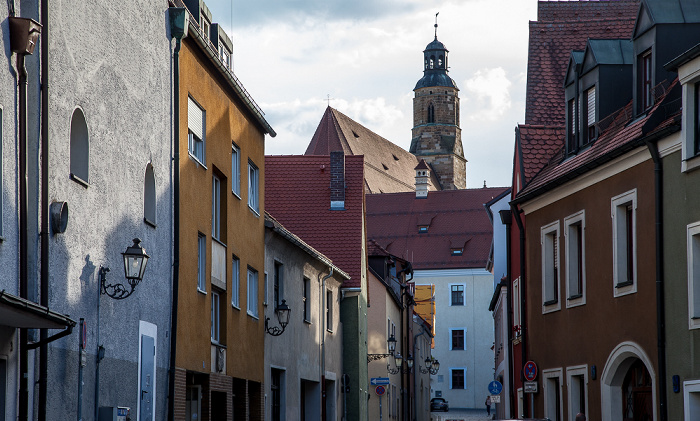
[
  {"x1": 639, "y1": 50, "x2": 653, "y2": 112},
  {"x1": 688, "y1": 222, "x2": 700, "y2": 329},
  {"x1": 450, "y1": 284, "x2": 464, "y2": 306},
  {"x1": 185, "y1": 385, "x2": 202, "y2": 421},
  {"x1": 263, "y1": 272, "x2": 268, "y2": 307},
  {"x1": 450, "y1": 368, "x2": 466, "y2": 389},
  {"x1": 387, "y1": 320, "x2": 396, "y2": 353},
  {"x1": 248, "y1": 161, "x2": 259, "y2": 214},
  {"x1": 231, "y1": 256, "x2": 240, "y2": 308},
  {"x1": 544, "y1": 368, "x2": 563, "y2": 421},
  {"x1": 427, "y1": 103, "x2": 435, "y2": 123},
  {"x1": 219, "y1": 43, "x2": 231, "y2": 69},
  {"x1": 513, "y1": 277, "x2": 522, "y2": 337},
  {"x1": 695, "y1": 82, "x2": 700, "y2": 156},
  {"x1": 326, "y1": 290, "x2": 333, "y2": 332},
  {"x1": 69, "y1": 108, "x2": 89, "y2": 185},
  {"x1": 418, "y1": 225, "x2": 429, "y2": 233},
  {"x1": 144, "y1": 163, "x2": 156, "y2": 227},
  {"x1": 450, "y1": 329, "x2": 465, "y2": 350},
  {"x1": 303, "y1": 277, "x2": 310, "y2": 322},
  {"x1": 684, "y1": 379, "x2": 700, "y2": 421},
  {"x1": 211, "y1": 290, "x2": 221, "y2": 343},
  {"x1": 565, "y1": 211, "x2": 586, "y2": 307},
  {"x1": 567, "y1": 99, "x2": 576, "y2": 153},
  {"x1": 247, "y1": 267, "x2": 258, "y2": 318},
  {"x1": 200, "y1": 16, "x2": 210, "y2": 40},
  {"x1": 450, "y1": 248, "x2": 463, "y2": 256},
  {"x1": 188, "y1": 97, "x2": 206, "y2": 165},
  {"x1": 541, "y1": 221, "x2": 560, "y2": 312},
  {"x1": 274, "y1": 261, "x2": 283, "y2": 308},
  {"x1": 583, "y1": 86, "x2": 596, "y2": 144},
  {"x1": 271, "y1": 369, "x2": 283, "y2": 421},
  {"x1": 612, "y1": 190, "x2": 637, "y2": 296},
  {"x1": 197, "y1": 234, "x2": 206, "y2": 293},
  {"x1": 231, "y1": 143, "x2": 241, "y2": 196},
  {"x1": 567, "y1": 366, "x2": 588, "y2": 420},
  {"x1": 212, "y1": 175, "x2": 221, "y2": 241}
]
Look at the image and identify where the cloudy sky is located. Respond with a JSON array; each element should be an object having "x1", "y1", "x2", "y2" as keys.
[{"x1": 205, "y1": 0, "x2": 538, "y2": 188}]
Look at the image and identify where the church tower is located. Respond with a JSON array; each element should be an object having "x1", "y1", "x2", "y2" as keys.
[{"x1": 409, "y1": 22, "x2": 466, "y2": 190}]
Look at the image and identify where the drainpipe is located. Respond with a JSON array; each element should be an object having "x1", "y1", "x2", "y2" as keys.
[
  {"x1": 39, "y1": 0, "x2": 50, "y2": 418},
  {"x1": 499, "y1": 209, "x2": 514, "y2": 419},
  {"x1": 412, "y1": 330, "x2": 426, "y2": 421},
  {"x1": 168, "y1": 9, "x2": 188, "y2": 421},
  {"x1": 510, "y1": 203, "x2": 527, "y2": 418},
  {"x1": 645, "y1": 139, "x2": 667, "y2": 421},
  {"x1": 320, "y1": 267, "x2": 333, "y2": 421}
]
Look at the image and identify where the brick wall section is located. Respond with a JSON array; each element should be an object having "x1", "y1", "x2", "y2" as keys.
[
  {"x1": 174, "y1": 368, "x2": 187, "y2": 421},
  {"x1": 232, "y1": 377, "x2": 248, "y2": 419},
  {"x1": 249, "y1": 380, "x2": 264, "y2": 420},
  {"x1": 208, "y1": 373, "x2": 233, "y2": 421},
  {"x1": 330, "y1": 151, "x2": 345, "y2": 206}
]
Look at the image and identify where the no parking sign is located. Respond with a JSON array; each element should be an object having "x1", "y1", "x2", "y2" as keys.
[{"x1": 375, "y1": 385, "x2": 386, "y2": 396}]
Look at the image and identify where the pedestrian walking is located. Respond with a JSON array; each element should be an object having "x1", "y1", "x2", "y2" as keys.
[{"x1": 485, "y1": 396, "x2": 491, "y2": 416}]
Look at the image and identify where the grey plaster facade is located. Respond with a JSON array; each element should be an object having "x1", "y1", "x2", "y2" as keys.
[{"x1": 34, "y1": 1, "x2": 174, "y2": 419}]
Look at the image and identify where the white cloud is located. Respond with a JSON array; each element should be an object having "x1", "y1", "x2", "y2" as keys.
[{"x1": 463, "y1": 67, "x2": 512, "y2": 122}]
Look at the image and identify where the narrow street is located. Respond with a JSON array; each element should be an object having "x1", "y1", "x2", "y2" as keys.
[{"x1": 430, "y1": 408, "x2": 492, "y2": 421}]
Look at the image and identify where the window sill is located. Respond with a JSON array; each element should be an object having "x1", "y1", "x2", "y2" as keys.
[
  {"x1": 326, "y1": 328, "x2": 333, "y2": 334},
  {"x1": 70, "y1": 173, "x2": 89, "y2": 188},
  {"x1": 567, "y1": 294, "x2": 582, "y2": 300},
  {"x1": 213, "y1": 237, "x2": 227, "y2": 248},
  {"x1": 197, "y1": 288, "x2": 207, "y2": 295},
  {"x1": 232, "y1": 190, "x2": 241, "y2": 200},
  {"x1": 144, "y1": 217, "x2": 157, "y2": 228},
  {"x1": 211, "y1": 342, "x2": 226, "y2": 349},
  {"x1": 615, "y1": 281, "x2": 634, "y2": 289},
  {"x1": 304, "y1": 319, "x2": 312, "y2": 325},
  {"x1": 682, "y1": 153, "x2": 700, "y2": 173},
  {"x1": 248, "y1": 205, "x2": 260, "y2": 217},
  {"x1": 450, "y1": 303, "x2": 464, "y2": 307},
  {"x1": 231, "y1": 303, "x2": 240, "y2": 310},
  {"x1": 247, "y1": 312, "x2": 259, "y2": 320},
  {"x1": 543, "y1": 299, "x2": 558, "y2": 306},
  {"x1": 188, "y1": 153, "x2": 208, "y2": 169}
]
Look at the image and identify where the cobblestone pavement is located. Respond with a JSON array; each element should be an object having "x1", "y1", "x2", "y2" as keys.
[{"x1": 430, "y1": 408, "x2": 492, "y2": 421}]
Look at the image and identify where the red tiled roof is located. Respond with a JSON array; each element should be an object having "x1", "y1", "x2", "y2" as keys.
[
  {"x1": 516, "y1": 79, "x2": 681, "y2": 201},
  {"x1": 525, "y1": 1, "x2": 639, "y2": 125},
  {"x1": 305, "y1": 107, "x2": 441, "y2": 194},
  {"x1": 517, "y1": 125, "x2": 566, "y2": 185},
  {"x1": 366, "y1": 187, "x2": 509, "y2": 270},
  {"x1": 265, "y1": 155, "x2": 366, "y2": 288}
]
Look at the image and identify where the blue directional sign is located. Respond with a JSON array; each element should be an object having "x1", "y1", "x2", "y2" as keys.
[
  {"x1": 488, "y1": 380, "x2": 503, "y2": 395},
  {"x1": 371, "y1": 377, "x2": 390, "y2": 386}
]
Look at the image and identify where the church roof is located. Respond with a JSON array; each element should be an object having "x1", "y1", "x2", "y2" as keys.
[
  {"x1": 424, "y1": 38, "x2": 447, "y2": 52},
  {"x1": 304, "y1": 106, "x2": 441, "y2": 194},
  {"x1": 414, "y1": 73, "x2": 458, "y2": 90},
  {"x1": 366, "y1": 187, "x2": 509, "y2": 271}
]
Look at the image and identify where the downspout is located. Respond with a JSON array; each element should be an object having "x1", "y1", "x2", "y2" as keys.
[
  {"x1": 510, "y1": 203, "x2": 527, "y2": 418},
  {"x1": 320, "y1": 267, "x2": 333, "y2": 421},
  {"x1": 168, "y1": 9, "x2": 187, "y2": 421},
  {"x1": 412, "y1": 330, "x2": 425, "y2": 421},
  {"x1": 397, "y1": 264, "x2": 413, "y2": 421},
  {"x1": 39, "y1": 0, "x2": 50, "y2": 418},
  {"x1": 645, "y1": 140, "x2": 667, "y2": 421},
  {"x1": 17, "y1": 47, "x2": 29, "y2": 421},
  {"x1": 499, "y1": 209, "x2": 514, "y2": 419}
]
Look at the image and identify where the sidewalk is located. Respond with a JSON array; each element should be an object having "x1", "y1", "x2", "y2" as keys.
[{"x1": 430, "y1": 408, "x2": 492, "y2": 421}]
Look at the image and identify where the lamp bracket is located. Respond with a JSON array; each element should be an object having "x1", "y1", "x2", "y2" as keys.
[
  {"x1": 264, "y1": 317, "x2": 286, "y2": 336},
  {"x1": 387, "y1": 364, "x2": 400, "y2": 375},
  {"x1": 100, "y1": 266, "x2": 136, "y2": 300},
  {"x1": 367, "y1": 353, "x2": 393, "y2": 363}
]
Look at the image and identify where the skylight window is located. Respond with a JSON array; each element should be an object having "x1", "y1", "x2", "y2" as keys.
[{"x1": 418, "y1": 226, "x2": 429, "y2": 233}]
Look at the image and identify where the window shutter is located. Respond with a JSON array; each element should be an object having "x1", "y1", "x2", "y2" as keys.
[
  {"x1": 188, "y1": 97, "x2": 204, "y2": 140},
  {"x1": 587, "y1": 86, "x2": 595, "y2": 127}
]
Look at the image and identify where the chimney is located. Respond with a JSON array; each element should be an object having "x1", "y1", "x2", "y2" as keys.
[
  {"x1": 415, "y1": 159, "x2": 430, "y2": 199},
  {"x1": 330, "y1": 151, "x2": 345, "y2": 209}
]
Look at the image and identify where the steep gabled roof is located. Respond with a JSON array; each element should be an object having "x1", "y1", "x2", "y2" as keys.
[
  {"x1": 265, "y1": 155, "x2": 365, "y2": 288},
  {"x1": 516, "y1": 125, "x2": 566, "y2": 186},
  {"x1": 633, "y1": 0, "x2": 700, "y2": 39},
  {"x1": 525, "y1": 1, "x2": 639, "y2": 125},
  {"x1": 304, "y1": 107, "x2": 441, "y2": 194},
  {"x1": 366, "y1": 187, "x2": 509, "y2": 271}
]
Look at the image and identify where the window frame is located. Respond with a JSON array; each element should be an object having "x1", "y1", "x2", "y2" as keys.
[
  {"x1": 211, "y1": 290, "x2": 220, "y2": 343},
  {"x1": 565, "y1": 211, "x2": 586, "y2": 308},
  {"x1": 197, "y1": 233, "x2": 206, "y2": 294},
  {"x1": 231, "y1": 256, "x2": 240, "y2": 309},
  {"x1": 513, "y1": 277, "x2": 522, "y2": 338},
  {"x1": 231, "y1": 143, "x2": 241, "y2": 198},
  {"x1": 144, "y1": 163, "x2": 157, "y2": 227},
  {"x1": 326, "y1": 289, "x2": 333, "y2": 332},
  {"x1": 449, "y1": 283, "x2": 465, "y2": 306},
  {"x1": 638, "y1": 49, "x2": 653, "y2": 113},
  {"x1": 543, "y1": 368, "x2": 564, "y2": 421},
  {"x1": 274, "y1": 261, "x2": 283, "y2": 309},
  {"x1": 449, "y1": 328, "x2": 466, "y2": 351},
  {"x1": 212, "y1": 174, "x2": 221, "y2": 241},
  {"x1": 541, "y1": 220, "x2": 561, "y2": 313},
  {"x1": 69, "y1": 107, "x2": 90, "y2": 187},
  {"x1": 247, "y1": 267, "x2": 259, "y2": 319},
  {"x1": 687, "y1": 221, "x2": 700, "y2": 329},
  {"x1": 583, "y1": 85, "x2": 596, "y2": 145},
  {"x1": 303, "y1": 277, "x2": 311, "y2": 323},
  {"x1": 450, "y1": 368, "x2": 466, "y2": 390},
  {"x1": 566, "y1": 365, "x2": 588, "y2": 420},
  {"x1": 611, "y1": 189, "x2": 637, "y2": 297},
  {"x1": 248, "y1": 160, "x2": 259, "y2": 215},
  {"x1": 187, "y1": 96, "x2": 206, "y2": 166}
]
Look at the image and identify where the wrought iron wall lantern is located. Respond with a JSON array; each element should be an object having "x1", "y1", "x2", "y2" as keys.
[
  {"x1": 387, "y1": 353, "x2": 414, "y2": 374},
  {"x1": 100, "y1": 238, "x2": 150, "y2": 300},
  {"x1": 265, "y1": 299, "x2": 291, "y2": 336},
  {"x1": 418, "y1": 356, "x2": 441, "y2": 375},
  {"x1": 367, "y1": 333, "x2": 397, "y2": 363}
]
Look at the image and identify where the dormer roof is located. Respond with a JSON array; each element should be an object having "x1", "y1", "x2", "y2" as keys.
[
  {"x1": 564, "y1": 51, "x2": 585, "y2": 87},
  {"x1": 580, "y1": 39, "x2": 633, "y2": 75},
  {"x1": 634, "y1": 0, "x2": 700, "y2": 39}
]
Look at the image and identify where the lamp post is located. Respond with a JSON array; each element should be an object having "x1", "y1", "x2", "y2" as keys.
[
  {"x1": 265, "y1": 299, "x2": 291, "y2": 336},
  {"x1": 100, "y1": 238, "x2": 150, "y2": 300}
]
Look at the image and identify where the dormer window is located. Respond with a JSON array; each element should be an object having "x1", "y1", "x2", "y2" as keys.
[
  {"x1": 418, "y1": 225, "x2": 429, "y2": 233},
  {"x1": 639, "y1": 50, "x2": 653, "y2": 111},
  {"x1": 219, "y1": 43, "x2": 231, "y2": 69},
  {"x1": 567, "y1": 99, "x2": 576, "y2": 153},
  {"x1": 583, "y1": 86, "x2": 596, "y2": 145},
  {"x1": 450, "y1": 248, "x2": 463, "y2": 256},
  {"x1": 200, "y1": 17, "x2": 210, "y2": 40}
]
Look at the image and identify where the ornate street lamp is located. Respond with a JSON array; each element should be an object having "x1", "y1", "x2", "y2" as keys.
[
  {"x1": 265, "y1": 299, "x2": 291, "y2": 336},
  {"x1": 388, "y1": 353, "x2": 403, "y2": 375},
  {"x1": 419, "y1": 356, "x2": 441, "y2": 375},
  {"x1": 101, "y1": 238, "x2": 150, "y2": 300},
  {"x1": 368, "y1": 333, "x2": 397, "y2": 363}
]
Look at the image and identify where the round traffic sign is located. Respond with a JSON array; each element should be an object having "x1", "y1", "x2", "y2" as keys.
[
  {"x1": 375, "y1": 385, "x2": 386, "y2": 396},
  {"x1": 524, "y1": 361, "x2": 538, "y2": 382},
  {"x1": 488, "y1": 380, "x2": 503, "y2": 395}
]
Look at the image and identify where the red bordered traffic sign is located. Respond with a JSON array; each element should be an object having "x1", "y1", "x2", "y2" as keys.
[
  {"x1": 375, "y1": 385, "x2": 386, "y2": 396},
  {"x1": 524, "y1": 360, "x2": 538, "y2": 381}
]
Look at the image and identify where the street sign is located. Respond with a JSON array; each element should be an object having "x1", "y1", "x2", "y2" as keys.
[
  {"x1": 524, "y1": 360, "x2": 538, "y2": 382},
  {"x1": 489, "y1": 395, "x2": 501, "y2": 403},
  {"x1": 524, "y1": 381, "x2": 538, "y2": 394},
  {"x1": 371, "y1": 377, "x2": 390, "y2": 386},
  {"x1": 488, "y1": 380, "x2": 503, "y2": 395},
  {"x1": 376, "y1": 385, "x2": 386, "y2": 396}
]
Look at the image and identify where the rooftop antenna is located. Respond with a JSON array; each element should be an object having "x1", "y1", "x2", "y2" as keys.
[{"x1": 434, "y1": 12, "x2": 439, "y2": 40}]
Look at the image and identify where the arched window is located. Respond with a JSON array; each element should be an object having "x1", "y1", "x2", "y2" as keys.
[
  {"x1": 427, "y1": 103, "x2": 435, "y2": 123},
  {"x1": 438, "y1": 55, "x2": 444, "y2": 68},
  {"x1": 144, "y1": 163, "x2": 156, "y2": 226},
  {"x1": 429, "y1": 56, "x2": 435, "y2": 69},
  {"x1": 69, "y1": 108, "x2": 89, "y2": 185}
]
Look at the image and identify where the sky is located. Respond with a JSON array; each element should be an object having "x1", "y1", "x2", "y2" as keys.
[{"x1": 205, "y1": 0, "x2": 538, "y2": 189}]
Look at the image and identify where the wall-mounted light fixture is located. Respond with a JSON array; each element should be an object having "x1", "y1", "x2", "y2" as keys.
[
  {"x1": 418, "y1": 356, "x2": 440, "y2": 375},
  {"x1": 265, "y1": 299, "x2": 291, "y2": 336},
  {"x1": 368, "y1": 333, "x2": 397, "y2": 363},
  {"x1": 100, "y1": 238, "x2": 150, "y2": 300},
  {"x1": 387, "y1": 353, "x2": 414, "y2": 374}
]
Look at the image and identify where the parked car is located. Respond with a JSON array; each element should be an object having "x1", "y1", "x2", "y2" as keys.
[{"x1": 430, "y1": 397, "x2": 449, "y2": 412}]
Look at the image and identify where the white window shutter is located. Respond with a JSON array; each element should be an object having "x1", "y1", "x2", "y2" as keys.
[{"x1": 188, "y1": 97, "x2": 204, "y2": 140}]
